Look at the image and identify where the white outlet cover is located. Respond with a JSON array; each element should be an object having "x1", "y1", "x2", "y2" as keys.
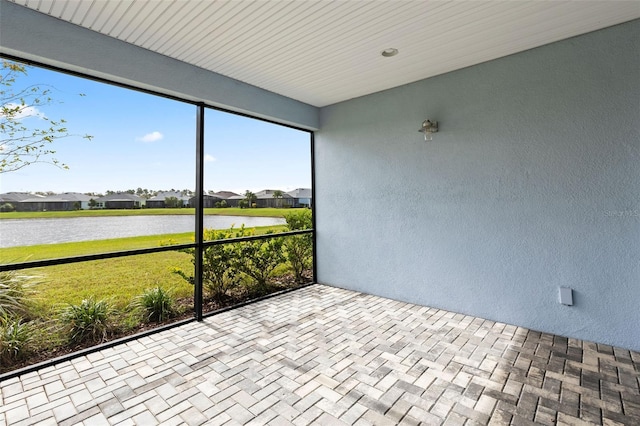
[{"x1": 559, "y1": 287, "x2": 573, "y2": 306}]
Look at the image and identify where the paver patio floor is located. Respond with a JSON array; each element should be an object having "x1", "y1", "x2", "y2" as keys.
[{"x1": 1, "y1": 284, "x2": 639, "y2": 425}]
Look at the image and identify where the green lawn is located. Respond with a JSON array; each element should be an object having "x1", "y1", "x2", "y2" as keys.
[
  {"x1": 1, "y1": 225, "x2": 287, "y2": 315},
  {"x1": 30, "y1": 251, "x2": 195, "y2": 315},
  {"x1": 0, "y1": 207, "x2": 304, "y2": 219},
  {"x1": 1, "y1": 232, "x2": 194, "y2": 263},
  {"x1": 1, "y1": 225, "x2": 286, "y2": 262}
]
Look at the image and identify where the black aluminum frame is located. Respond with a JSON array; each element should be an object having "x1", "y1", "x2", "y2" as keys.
[{"x1": 0, "y1": 54, "x2": 317, "y2": 381}]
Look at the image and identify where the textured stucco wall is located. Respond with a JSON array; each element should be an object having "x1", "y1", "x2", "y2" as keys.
[
  {"x1": 0, "y1": 0, "x2": 319, "y2": 130},
  {"x1": 316, "y1": 20, "x2": 640, "y2": 350}
]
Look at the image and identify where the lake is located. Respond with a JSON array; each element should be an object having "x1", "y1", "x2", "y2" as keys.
[{"x1": 0, "y1": 215, "x2": 286, "y2": 248}]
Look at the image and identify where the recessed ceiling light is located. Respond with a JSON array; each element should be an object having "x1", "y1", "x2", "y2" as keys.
[{"x1": 381, "y1": 48, "x2": 399, "y2": 57}]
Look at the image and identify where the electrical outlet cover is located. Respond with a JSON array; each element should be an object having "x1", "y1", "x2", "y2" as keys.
[{"x1": 559, "y1": 287, "x2": 573, "y2": 306}]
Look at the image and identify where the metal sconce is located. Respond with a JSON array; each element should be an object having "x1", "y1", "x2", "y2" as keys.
[{"x1": 419, "y1": 119, "x2": 438, "y2": 141}]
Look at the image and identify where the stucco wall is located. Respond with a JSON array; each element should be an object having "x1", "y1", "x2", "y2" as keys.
[{"x1": 316, "y1": 20, "x2": 640, "y2": 350}]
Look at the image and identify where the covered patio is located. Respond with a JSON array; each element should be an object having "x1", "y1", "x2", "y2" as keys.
[
  {"x1": 1, "y1": 285, "x2": 638, "y2": 425},
  {"x1": 1, "y1": 1, "x2": 639, "y2": 424}
]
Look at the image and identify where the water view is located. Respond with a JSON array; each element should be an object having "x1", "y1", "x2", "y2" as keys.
[{"x1": 0, "y1": 215, "x2": 285, "y2": 247}]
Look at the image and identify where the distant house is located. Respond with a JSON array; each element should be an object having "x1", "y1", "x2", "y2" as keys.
[
  {"x1": 146, "y1": 191, "x2": 190, "y2": 208},
  {"x1": 17, "y1": 192, "x2": 92, "y2": 212},
  {"x1": 188, "y1": 194, "x2": 223, "y2": 208},
  {"x1": 225, "y1": 194, "x2": 244, "y2": 207},
  {"x1": 255, "y1": 189, "x2": 294, "y2": 208},
  {"x1": 205, "y1": 191, "x2": 239, "y2": 207},
  {"x1": 0, "y1": 192, "x2": 41, "y2": 211},
  {"x1": 212, "y1": 191, "x2": 239, "y2": 199},
  {"x1": 188, "y1": 191, "x2": 242, "y2": 208},
  {"x1": 286, "y1": 188, "x2": 312, "y2": 208},
  {"x1": 95, "y1": 193, "x2": 145, "y2": 209}
]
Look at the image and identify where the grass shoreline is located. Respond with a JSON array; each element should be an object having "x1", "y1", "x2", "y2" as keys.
[
  {"x1": 0, "y1": 207, "x2": 303, "y2": 220},
  {"x1": 0, "y1": 225, "x2": 288, "y2": 262}
]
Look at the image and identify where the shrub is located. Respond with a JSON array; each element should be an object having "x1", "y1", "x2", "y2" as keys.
[
  {"x1": 284, "y1": 209, "x2": 312, "y2": 231},
  {"x1": 0, "y1": 315, "x2": 32, "y2": 365},
  {"x1": 235, "y1": 232, "x2": 285, "y2": 292},
  {"x1": 220, "y1": 200, "x2": 228, "y2": 208},
  {"x1": 173, "y1": 226, "x2": 248, "y2": 302},
  {"x1": 61, "y1": 297, "x2": 113, "y2": 344},
  {"x1": 284, "y1": 235, "x2": 312, "y2": 283},
  {"x1": 174, "y1": 225, "x2": 289, "y2": 299},
  {"x1": 137, "y1": 286, "x2": 175, "y2": 323},
  {"x1": 0, "y1": 203, "x2": 15, "y2": 212},
  {"x1": 283, "y1": 210, "x2": 313, "y2": 283}
]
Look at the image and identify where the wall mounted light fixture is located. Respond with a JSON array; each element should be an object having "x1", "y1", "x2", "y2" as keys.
[{"x1": 419, "y1": 119, "x2": 438, "y2": 141}]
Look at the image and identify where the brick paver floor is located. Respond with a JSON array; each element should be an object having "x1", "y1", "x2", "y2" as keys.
[{"x1": 1, "y1": 284, "x2": 639, "y2": 425}]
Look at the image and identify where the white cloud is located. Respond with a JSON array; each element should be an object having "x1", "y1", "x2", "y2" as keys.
[
  {"x1": 136, "y1": 131, "x2": 163, "y2": 142},
  {"x1": 1, "y1": 103, "x2": 46, "y2": 120},
  {"x1": 204, "y1": 154, "x2": 216, "y2": 162}
]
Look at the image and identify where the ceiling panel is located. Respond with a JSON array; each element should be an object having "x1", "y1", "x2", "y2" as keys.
[{"x1": 9, "y1": 0, "x2": 640, "y2": 107}]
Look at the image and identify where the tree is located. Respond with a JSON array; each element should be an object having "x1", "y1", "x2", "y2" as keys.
[
  {"x1": 164, "y1": 196, "x2": 181, "y2": 208},
  {"x1": 1, "y1": 60, "x2": 92, "y2": 173},
  {"x1": 244, "y1": 190, "x2": 257, "y2": 208},
  {"x1": 272, "y1": 190, "x2": 283, "y2": 208},
  {"x1": 88, "y1": 199, "x2": 97, "y2": 209}
]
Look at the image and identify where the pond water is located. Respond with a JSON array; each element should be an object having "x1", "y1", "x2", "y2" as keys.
[{"x1": 0, "y1": 215, "x2": 285, "y2": 248}]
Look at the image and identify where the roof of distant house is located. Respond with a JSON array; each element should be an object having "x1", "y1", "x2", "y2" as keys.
[
  {"x1": 148, "y1": 191, "x2": 190, "y2": 201},
  {"x1": 255, "y1": 189, "x2": 293, "y2": 199},
  {"x1": 213, "y1": 191, "x2": 239, "y2": 199},
  {"x1": 20, "y1": 192, "x2": 93, "y2": 203},
  {"x1": 0, "y1": 192, "x2": 42, "y2": 202},
  {"x1": 286, "y1": 188, "x2": 312, "y2": 199},
  {"x1": 96, "y1": 193, "x2": 144, "y2": 202},
  {"x1": 190, "y1": 194, "x2": 223, "y2": 201}
]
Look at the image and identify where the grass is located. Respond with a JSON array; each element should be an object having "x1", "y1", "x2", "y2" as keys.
[
  {"x1": 0, "y1": 225, "x2": 287, "y2": 262},
  {"x1": 0, "y1": 225, "x2": 288, "y2": 316},
  {"x1": 31, "y1": 251, "x2": 194, "y2": 316},
  {"x1": 0, "y1": 207, "x2": 303, "y2": 220},
  {"x1": 1, "y1": 233, "x2": 194, "y2": 262}
]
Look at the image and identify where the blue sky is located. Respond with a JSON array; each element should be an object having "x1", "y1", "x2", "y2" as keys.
[{"x1": 1, "y1": 61, "x2": 311, "y2": 195}]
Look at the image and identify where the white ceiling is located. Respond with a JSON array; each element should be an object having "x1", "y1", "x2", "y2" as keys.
[{"x1": 10, "y1": 0, "x2": 640, "y2": 107}]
